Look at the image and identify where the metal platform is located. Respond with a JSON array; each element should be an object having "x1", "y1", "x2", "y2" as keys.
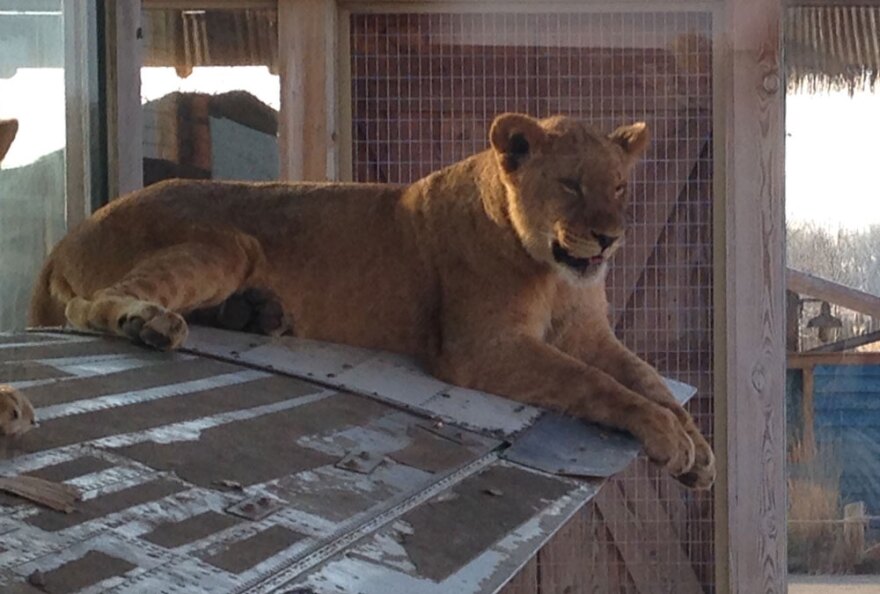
[{"x1": 0, "y1": 328, "x2": 694, "y2": 593}]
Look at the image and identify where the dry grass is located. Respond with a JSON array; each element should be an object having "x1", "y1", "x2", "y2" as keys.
[{"x1": 788, "y1": 439, "x2": 856, "y2": 574}]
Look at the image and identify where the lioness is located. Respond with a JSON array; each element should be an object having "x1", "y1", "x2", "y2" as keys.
[{"x1": 29, "y1": 113, "x2": 714, "y2": 488}]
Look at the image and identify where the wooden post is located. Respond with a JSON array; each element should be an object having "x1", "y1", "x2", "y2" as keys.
[
  {"x1": 843, "y1": 501, "x2": 866, "y2": 568},
  {"x1": 105, "y1": 0, "x2": 145, "y2": 197},
  {"x1": 787, "y1": 290, "x2": 801, "y2": 352},
  {"x1": 279, "y1": 0, "x2": 338, "y2": 181},
  {"x1": 717, "y1": 0, "x2": 786, "y2": 592},
  {"x1": 801, "y1": 366, "x2": 816, "y2": 459}
]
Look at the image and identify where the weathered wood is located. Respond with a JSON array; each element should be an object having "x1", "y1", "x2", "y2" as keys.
[
  {"x1": 788, "y1": 268, "x2": 880, "y2": 319},
  {"x1": 535, "y1": 507, "x2": 591, "y2": 594},
  {"x1": 105, "y1": 0, "x2": 144, "y2": 197},
  {"x1": 787, "y1": 290, "x2": 801, "y2": 352},
  {"x1": 805, "y1": 329, "x2": 880, "y2": 353},
  {"x1": 843, "y1": 501, "x2": 867, "y2": 567},
  {"x1": 719, "y1": 0, "x2": 786, "y2": 591},
  {"x1": 595, "y1": 480, "x2": 703, "y2": 594},
  {"x1": 801, "y1": 366, "x2": 816, "y2": 459},
  {"x1": 279, "y1": 0, "x2": 338, "y2": 181},
  {"x1": 497, "y1": 556, "x2": 538, "y2": 594},
  {"x1": 787, "y1": 351, "x2": 880, "y2": 368}
]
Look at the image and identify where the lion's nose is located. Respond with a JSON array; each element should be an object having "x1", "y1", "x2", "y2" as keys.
[{"x1": 592, "y1": 232, "x2": 617, "y2": 250}]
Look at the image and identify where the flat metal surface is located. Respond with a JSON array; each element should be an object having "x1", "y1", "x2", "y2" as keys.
[
  {"x1": 184, "y1": 327, "x2": 543, "y2": 437},
  {"x1": 0, "y1": 328, "x2": 695, "y2": 593},
  {"x1": 503, "y1": 379, "x2": 697, "y2": 477}
]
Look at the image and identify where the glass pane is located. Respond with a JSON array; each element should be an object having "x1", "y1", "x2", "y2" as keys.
[
  {"x1": 351, "y1": 11, "x2": 716, "y2": 591},
  {"x1": 141, "y1": 7, "x2": 280, "y2": 187},
  {"x1": 0, "y1": 0, "x2": 67, "y2": 330},
  {"x1": 786, "y1": 4, "x2": 880, "y2": 589}
]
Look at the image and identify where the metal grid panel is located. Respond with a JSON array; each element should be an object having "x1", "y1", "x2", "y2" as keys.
[{"x1": 350, "y1": 10, "x2": 716, "y2": 592}]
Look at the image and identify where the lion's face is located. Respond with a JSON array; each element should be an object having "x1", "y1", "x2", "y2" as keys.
[
  {"x1": 0, "y1": 385, "x2": 36, "y2": 437},
  {"x1": 489, "y1": 113, "x2": 649, "y2": 283}
]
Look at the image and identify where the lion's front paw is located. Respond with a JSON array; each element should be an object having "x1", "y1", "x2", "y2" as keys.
[
  {"x1": 119, "y1": 305, "x2": 188, "y2": 351},
  {"x1": 637, "y1": 407, "x2": 696, "y2": 476},
  {"x1": 674, "y1": 428, "x2": 715, "y2": 490}
]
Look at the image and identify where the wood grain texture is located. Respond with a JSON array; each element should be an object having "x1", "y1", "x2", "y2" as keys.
[
  {"x1": 279, "y1": 0, "x2": 338, "y2": 181},
  {"x1": 596, "y1": 480, "x2": 703, "y2": 594},
  {"x1": 105, "y1": 0, "x2": 144, "y2": 197},
  {"x1": 787, "y1": 267, "x2": 880, "y2": 319},
  {"x1": 719, "y1": 0, "x2": 786, "y2": 591},
  {"x1": 496, "y1": 556, "x2": 538, "y2": 594},
  {"x1": 534, "y1": 508, "x2": 591, "y2": 594}
]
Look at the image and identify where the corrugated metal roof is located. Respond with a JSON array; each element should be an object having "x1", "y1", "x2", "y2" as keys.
[
  {"x1": 787, "y1": 5, "x2": 880, "y2": 93},
  {"x1": 0, "y1": 328, "x2": 695, "y2": 593}
]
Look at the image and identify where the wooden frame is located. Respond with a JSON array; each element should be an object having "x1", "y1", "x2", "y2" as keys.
[
  {"x1": 63, "y1": 0, "x2": 103, "y2": 225},
  {"x1": 716, "y1": 0, "x2": 786, "y2": 592},
  {"x1": 105, "y1": 0, "x2": 145, "y2": 197},
  {"x1": 279, "y1": 0, "x2": 338, "y2": 180}
]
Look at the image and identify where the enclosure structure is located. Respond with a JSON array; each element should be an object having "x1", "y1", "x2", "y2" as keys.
[{"x1": 0, "y1": 0, "x2": 786, "y2": 592}]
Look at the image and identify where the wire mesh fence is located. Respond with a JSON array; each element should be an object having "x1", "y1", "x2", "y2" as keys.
[{"x1": 350, "y1": 9, "x2": 716, "y2": 592}]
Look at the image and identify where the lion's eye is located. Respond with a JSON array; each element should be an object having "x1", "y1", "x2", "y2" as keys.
[
  {"x1": 559, "y1": 179, "x2": 582, "y2": 197},
  {"x1": 615, "y1": 183, "x2": 627, "y2": 198},
  {"x1": 11, "y1": 408, "x2": 19, "y2": 420}
]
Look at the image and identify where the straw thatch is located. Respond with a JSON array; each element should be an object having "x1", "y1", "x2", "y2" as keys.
[{"x1": 787, "y1": 5, "x2": 880, "y2": 93}]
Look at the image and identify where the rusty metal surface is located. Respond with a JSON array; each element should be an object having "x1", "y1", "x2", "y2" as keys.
[{"x1": 0, "y1": 328, "x2": 694, "y2": 593}]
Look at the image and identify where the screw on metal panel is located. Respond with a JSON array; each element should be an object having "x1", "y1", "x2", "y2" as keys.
[{"x1": 27, "y1": 570, "x2": 45, "y2": 587}]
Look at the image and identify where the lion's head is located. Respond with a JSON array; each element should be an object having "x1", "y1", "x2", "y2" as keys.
[{"x1": 489, "y1": 113, "x2": 649, "y2": 283}]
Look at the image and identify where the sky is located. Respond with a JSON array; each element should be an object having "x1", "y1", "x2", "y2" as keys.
[{"x1": 786, "y1": 88, "x2": 880, "y2": 231}]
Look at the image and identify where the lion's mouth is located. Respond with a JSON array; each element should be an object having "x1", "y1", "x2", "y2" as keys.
[{"x1": 551, "y1": 241, "x2": 604, "y2": 274}]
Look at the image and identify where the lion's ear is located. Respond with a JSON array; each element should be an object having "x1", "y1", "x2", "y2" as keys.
[
  {"x1": 489, "y1": 113, "x2": 547, "y2": 173},
  {"x1": 609, "y1": 122, "x2": 650, "y2": 160}
]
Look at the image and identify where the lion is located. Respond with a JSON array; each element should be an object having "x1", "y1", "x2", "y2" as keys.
[
  {"x1": 0, "y1": 384, "x2": 36, "y2": 437},
  {"x1": 28, "y1": 113, "x2": 715, "y2": 488}
]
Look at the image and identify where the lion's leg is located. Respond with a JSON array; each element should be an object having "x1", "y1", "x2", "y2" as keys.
[
  {"x1": 558, "y1": 330, "x2": 715, "y2": 489},
  {"x1": 66, "y1": 239, "x2": 262, "y2": 350},
  {"x1": 432, "y1": 334, "x2": 697, "y2": 478}
]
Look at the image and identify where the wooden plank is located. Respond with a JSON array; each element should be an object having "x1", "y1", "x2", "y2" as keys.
[
  {"x1": 787, "y1": 351, "x2": 880, "y2": 368},
  {"x1": 497, "y1": 556, "x2": 538, "y2": 594},
  {"x1": 535, "y1": 508, "x2": 591, "y2": 594},
  {"x1": 279, "y1": 0, "x2": 338, "y2": 181},
  {"x1": 63, "y1": 0, "x2": 99, "y2": 225},
  {"x1": 105, "y1": 0, "x2": 145, "y2": 197},
  {"x1": 801, "y1": 366, "x2": 816, "y2": 459},
  {"x1": 805, "y1": 329, "x2": 880, "y2": 353},
  {"x1": 843, "y1": 501, "x2": 867, "y2": 568},
  {"x1": 788, "y1": 268, "x2": 880, "y2": 319},
  {"x1": 717, "y1": 0, "x2": 786, "y2": 591},
  {"x1": 595, "y1": 480, "x2": 703, "y2": 594}
]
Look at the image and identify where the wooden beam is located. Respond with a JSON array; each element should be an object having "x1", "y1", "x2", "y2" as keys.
[
  {"x1": 496, "y1": 555, "x2": 538, "y2": 594},
  {"x1": 787, "y1": 351, "x2": 880, "y2": 368},
  {"x1": 787, "y1": 267, "x2": 880, "y2": 319},
  {"x1": 801, "y1": 366, "x2": 816, "y2": 459},
  {"x1": 805, "y1": 329, "x2": 880, "y2": 353},
  {"x1": 596, "y1": 480, "x2": 703, "y2": 594},
  {"x1": 105, "y1": 0, "x2": 145, "y2": 197},
  {"x1": 279, "y1": 0, "x2": 338, "y2": 181},
  {"x1": 717, "y1": 0, "x2": 786, "y2": 591}
]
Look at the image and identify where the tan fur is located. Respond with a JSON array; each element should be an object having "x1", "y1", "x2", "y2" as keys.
[
  {"x1": 0, "y1": 385, "x2": 36, "y2": 437},
  {"x1": 30, "y1": 113, "x2": 714, "y2": 488}
]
